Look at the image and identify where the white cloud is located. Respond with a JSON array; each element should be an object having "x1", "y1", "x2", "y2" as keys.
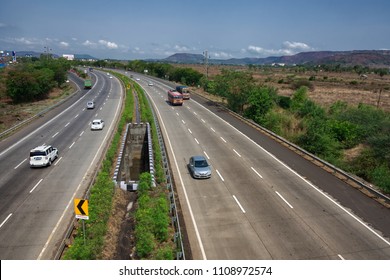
[
  {"x1": 212, "y1": 51, "x2": 232, "y2": 59},
  {"x1": 98, "y1": 40, "x2": 118, "y2": 49},
  {"x1": 245, "y1": 41, "x2": 314, "y2": 57},
  {"x1": 282, "y1": 41, "x2": 312, "y2": 51},
  {"x1": 15, "y1": 37, "x2": 36, "y2": 45},
  {"x1": 82, "y1": 40, "x2": 97, "y2": 47},
  {"x1": 174, "y1": 45, "x2": 190, "y2": 52},
  {"x1": 132, "y1": 47, "x2": 145, "y2": 54},
  {"x1": 59, "y1": 41, "x2": 69, "y2": 48}
]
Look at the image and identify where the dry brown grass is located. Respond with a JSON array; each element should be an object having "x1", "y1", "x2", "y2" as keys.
[
  {"x1": 0, "y1": 85, "x2": 75, "y2": 133},
  {"x1": 179, "y1": 64, "x2": 390, "y2": 111}
]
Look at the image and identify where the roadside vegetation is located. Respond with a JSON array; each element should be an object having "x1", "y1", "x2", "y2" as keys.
[
  {"x1": 92, "y1": 60, "x2": 389, "y2": 194},
  {"x1": 1, "y1": 57, "x2": 71, "y2": 103},
  {"x1": 63, "y1": 72, "x2": 175, "y2": 259},
  {"x1": 0, "y1": 57, "x2": 73, "y2": 134}
]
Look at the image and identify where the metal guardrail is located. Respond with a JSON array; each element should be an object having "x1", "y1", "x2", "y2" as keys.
[
  {"x1": 193, "y1": 91, "x2": 390, "y2": 206},
  {"x1": 0, "y1": 86, "x2": 81, "y2": 139},
  {"x1": 111, "y1": 79, "x2": 185, "y2": 259},
  {"x1": 147, "y1": 99, "x2": 186, "y2": 260}
]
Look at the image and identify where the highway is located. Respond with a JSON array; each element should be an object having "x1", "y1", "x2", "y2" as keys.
[
  {"x1": 0, "y1": 70, "x2": 123, "y2": 259},
  {"x1": 134, "y1": 74, "x2": 390, "y2": 260}
]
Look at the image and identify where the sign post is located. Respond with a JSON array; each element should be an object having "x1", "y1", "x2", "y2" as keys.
[{"x1": 74, "y1": 199, "x2": 89, "y2": 245}]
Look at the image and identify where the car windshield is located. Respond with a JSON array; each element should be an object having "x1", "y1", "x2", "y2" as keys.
[
  {"x1": 194, "y1": 160, "x2": 208, "y2": 168},
  {"x1": 93, "y1": 121, "x2": 100, "y2": 125}
]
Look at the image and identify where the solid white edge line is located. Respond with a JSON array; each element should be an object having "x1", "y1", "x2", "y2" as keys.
[
  {"x1": 0, "y1": 79, "x2": 85, "y2": 158},
  {"x1": 143, "y1": 87, "x2": 208, "y2": 260},
  {"x1": 187, "y1": 96, "x2": 390, "y2": 247},
  {"x1": 275, "y1": 191, "x2": 294, "y2": 209},
  {"x1": 39, "y1": 72, "x2": 120, "y2": 259},
  {"x1": 233, "y1": 195, "x2": 246, "y2": 213}
]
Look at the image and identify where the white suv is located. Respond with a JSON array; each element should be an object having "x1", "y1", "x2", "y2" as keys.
[{"x1": 30, "y1": 145, "x2": 58, "y2": 167}]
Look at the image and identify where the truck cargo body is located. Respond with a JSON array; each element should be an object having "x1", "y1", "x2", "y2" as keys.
[
  {"x1": 176, "y1": 85, "x2": 190, "y2": 100},
  {"x1": 84, "y1": 79, "x2": 92, "y2": 89}
]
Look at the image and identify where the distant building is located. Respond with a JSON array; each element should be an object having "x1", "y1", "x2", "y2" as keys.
[{"x1": 63, "y1": 54, "x2": 75, "y2": 60}]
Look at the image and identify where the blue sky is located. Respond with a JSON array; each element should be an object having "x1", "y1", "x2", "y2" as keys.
[{"x1": 1, "y1": 0, "x2": 390, "y2": 60}]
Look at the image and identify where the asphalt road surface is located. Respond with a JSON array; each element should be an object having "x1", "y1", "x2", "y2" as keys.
[
  {"x1": 134, "y1": 74, "x2": 390, "y2": 260},
  {"x1": 0, "y1": 70, "x2": 123, "y2": 259}
]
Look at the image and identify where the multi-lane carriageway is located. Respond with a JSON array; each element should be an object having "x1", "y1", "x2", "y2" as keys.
[
  {"x1": 133, "y1": 73, "x2": 390, "y2": 260},
  {"x1": 0, "y1": 69, "x2": 389, "y2": 260},
  {"x1": 0, "y1": 70, "x2": 122, "y2": 259}
]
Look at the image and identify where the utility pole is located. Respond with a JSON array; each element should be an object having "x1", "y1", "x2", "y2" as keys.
[{"x1": 203, "y1": 50, "x2": 210, "y2": 79}]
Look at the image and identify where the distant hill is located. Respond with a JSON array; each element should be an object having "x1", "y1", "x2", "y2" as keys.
[
  {"x1": 163, "y1": 53, "x2": 205, "y2": 63},
  {"x1": 163, "y1": 50, "x2": 390, "y2": 67},
  {"x1": 74, "y1": 54, "x2": 98, "y2": 60},
  {"x1": 3, "y1": 51, "x2": 97, "y2": 60}
]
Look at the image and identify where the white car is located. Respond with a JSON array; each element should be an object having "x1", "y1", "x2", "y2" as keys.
[
  {"x1": 148, "y1": 81, "x2": 154, "y2": 86},
  {"x1": 86, "y1": 101, "x2": 95, "y2": 109},
  {"x1": 91, "y1": 119, "x2": 105, "y2": 130},
  {"x1": 30, "y1": 145, "x2": 58, "y2": 167}
]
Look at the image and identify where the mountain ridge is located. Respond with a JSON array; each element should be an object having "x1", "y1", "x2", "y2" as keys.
[{"x1": 162, "y1": 50, "x2": 390, "y2": 67}]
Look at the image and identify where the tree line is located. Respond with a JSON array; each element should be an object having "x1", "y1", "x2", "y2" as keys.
[
  {"x1": 81, "y1": 59, "x2": 390, "y2": 193},
  {"x1": 204, "y1": 69, "x2": 390, "y2": 193},
  {"x1": 3, "y1": 58, "x2": 71, "y2": 103}
]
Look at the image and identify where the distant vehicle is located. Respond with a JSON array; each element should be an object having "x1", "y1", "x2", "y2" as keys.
[
  {"x1": 188, "y1": 155, "x2": 211, "y2": 179},
  {"x1": 30, "y1": 145, "x2": 58, "y2": 167},
  {"x1": 136, "y1": 78, "x2": 140, "y2": 81},
  {"x1": 89, "y1": 67, "x2": 93, "y2": 72},
  {"x1": 91, "y1": 119, "x2": 105, "y2": 130},
  {"x1": 148, "y1": 81, "x2": 154, "y2": 86},
  {"x1": 167, "y1": 90, "x2": 183, "y2": 106},
  {"x1": 84, "y1": 79, "x2": 92, "y2": 89},
  {"x1": 176, "y1": 85, "x2": 190, "y2": 100},
  {"x1": 86, "y1": 101, "x2": 95, "y2": 109}
]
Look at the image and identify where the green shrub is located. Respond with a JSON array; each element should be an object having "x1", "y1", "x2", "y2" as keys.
[{"x1": 370, "y1": 165, "x2": 390, "y2": 193}]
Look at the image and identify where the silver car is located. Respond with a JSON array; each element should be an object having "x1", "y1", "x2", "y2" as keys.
[
  {"x1": 86, "y1": 101, "x2": 95, "y2": 109},
  {"x1": 188, "y1": 155, "x2": 211, "y2": 179}
]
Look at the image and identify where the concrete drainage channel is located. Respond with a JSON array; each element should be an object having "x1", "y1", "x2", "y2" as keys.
[
  {"x1": 56, "y1": 83, "x2": 185, "y2": 259},
  {"x1": 112, "y1": 121, "x2": 185, "y2": 259},
  {"x1": 113, "y1": 123, "x2": 153, "y2": 191}
]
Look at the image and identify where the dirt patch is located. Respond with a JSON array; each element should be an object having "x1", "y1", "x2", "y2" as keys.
[
  {"x1": 178, "y1": 64, "x2": 390, "y2": 111},
  {"x1": 0, "y1": 84, "x2": 75, "y2": 134},
  {"x1": 100, "y1": 188, "x2": 137, "y2": 260}
]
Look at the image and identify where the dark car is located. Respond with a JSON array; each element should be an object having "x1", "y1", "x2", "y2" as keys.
[{"x1": 188, "y1": 155, "x2": 212, "y2": 179}]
